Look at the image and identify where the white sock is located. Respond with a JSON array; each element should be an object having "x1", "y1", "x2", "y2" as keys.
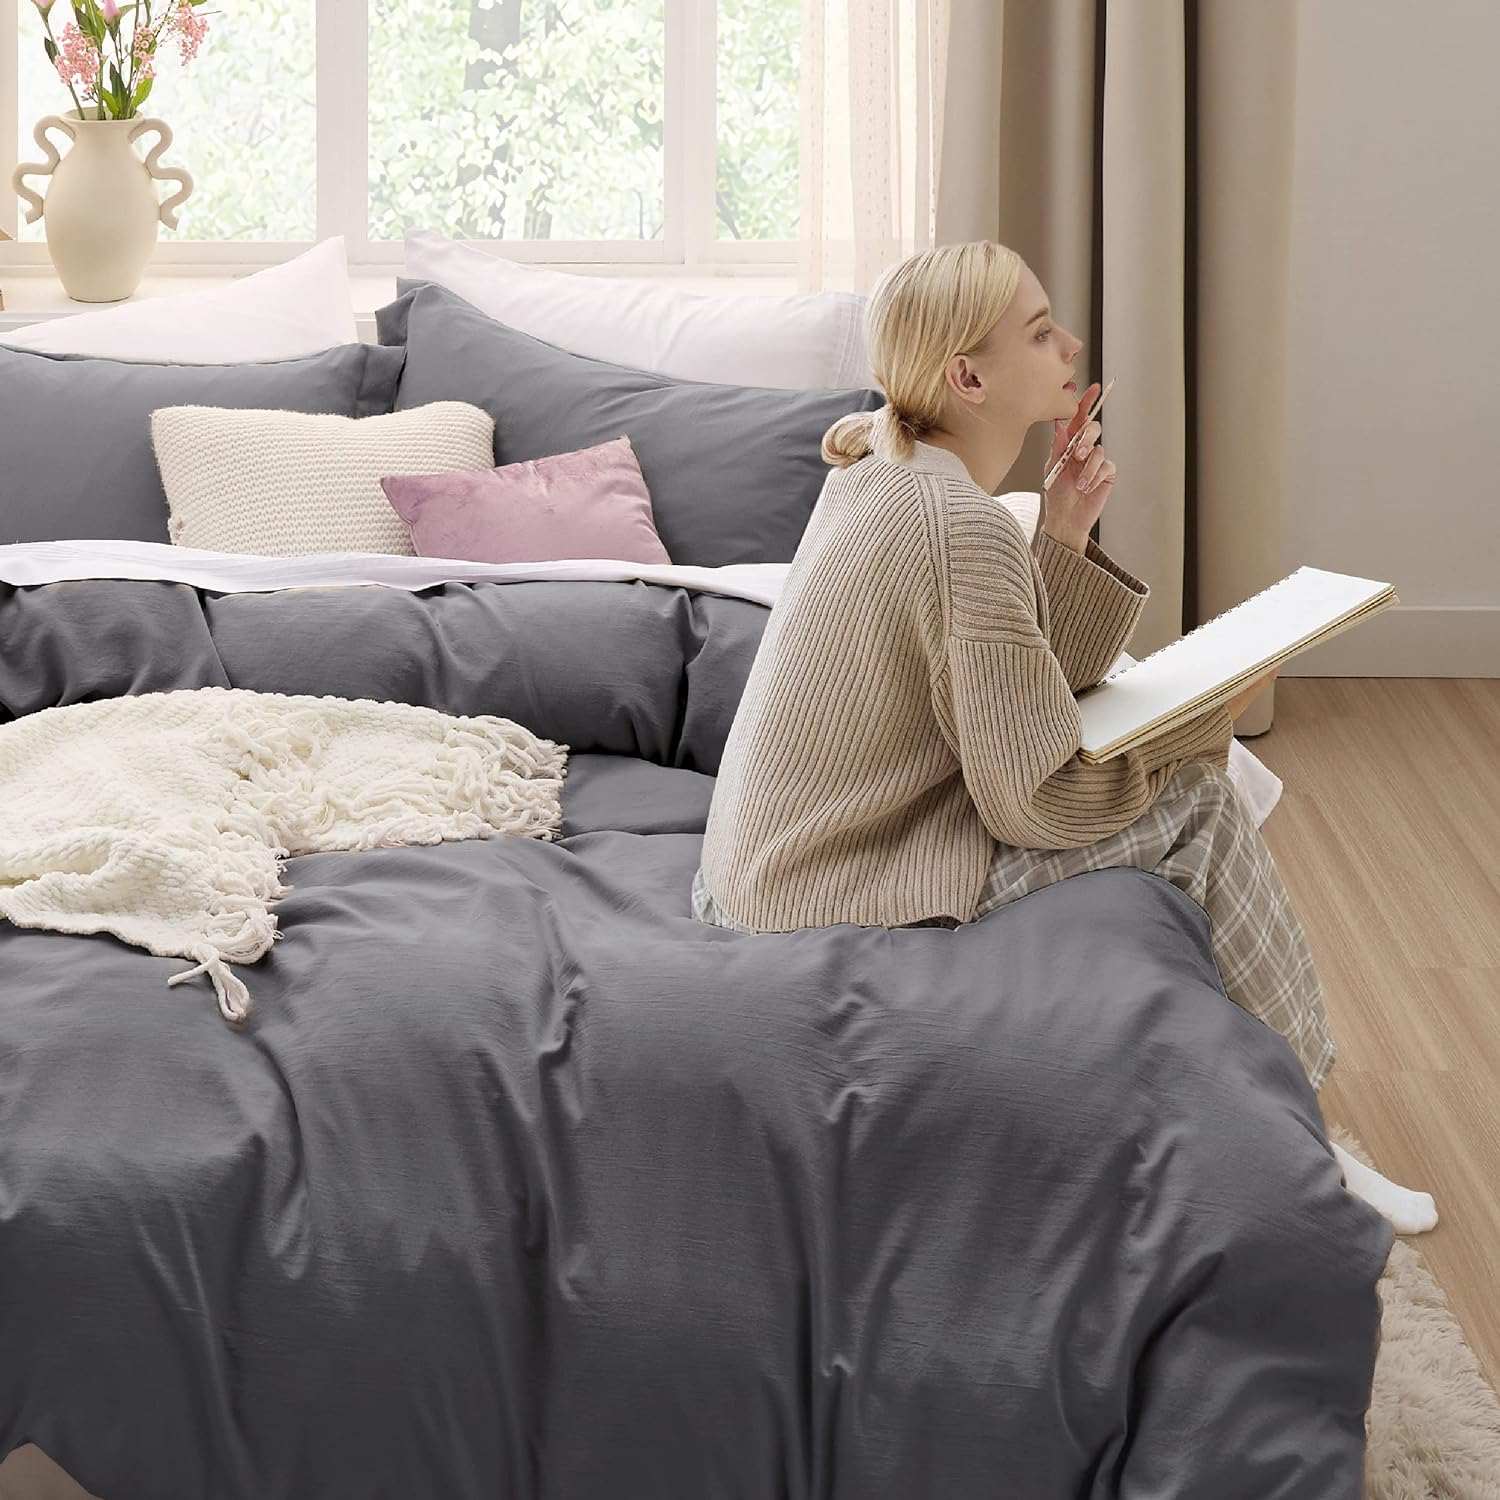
[{"x1": 1332, "y1": 1141, "x2": 1439, "y2": 1235}]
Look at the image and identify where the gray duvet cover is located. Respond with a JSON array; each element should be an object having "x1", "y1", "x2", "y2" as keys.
[{"x1": 0, "y1": 575, "x2": 1393, "y2": 1498}]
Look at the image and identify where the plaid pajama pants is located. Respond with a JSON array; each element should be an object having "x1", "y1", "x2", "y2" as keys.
[{"x1": 691, "y1": 760, "x2": 1337, "y2": 1092}]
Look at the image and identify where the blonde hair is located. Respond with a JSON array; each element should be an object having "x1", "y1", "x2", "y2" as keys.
[{"x1": 821, "y1": 240, "x2": 1024, "y2": 468}]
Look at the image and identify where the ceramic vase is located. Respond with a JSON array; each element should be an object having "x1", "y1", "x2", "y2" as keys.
[{"x1": 10, "y1": 109, "x2": 193, "y2": 303}]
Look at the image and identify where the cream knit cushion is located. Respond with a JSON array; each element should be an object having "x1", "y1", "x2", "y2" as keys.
[{"x1": 151, "y1": 401, "x2": 496, "y2": 555}]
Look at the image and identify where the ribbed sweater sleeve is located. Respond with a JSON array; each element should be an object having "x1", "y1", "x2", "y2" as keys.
[
  {"x1": 1032, "y1": 529, "x2": 1150, "y2": 693},
  {"x1": 936, "y1": 496, "x2": 1234, "y2": 852}
]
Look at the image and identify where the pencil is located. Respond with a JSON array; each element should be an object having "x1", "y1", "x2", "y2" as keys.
[{"x1": 1043, "y1": 377, "x2": 1117, "y2": 492}]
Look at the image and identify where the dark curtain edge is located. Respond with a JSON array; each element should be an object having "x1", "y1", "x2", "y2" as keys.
[
  {"x1": 1183, "y1": 0, "x2": 1200, "y2": 634},
  {"x1": 1089, "y1": 0, "x2": 1107, "y2": 552}
]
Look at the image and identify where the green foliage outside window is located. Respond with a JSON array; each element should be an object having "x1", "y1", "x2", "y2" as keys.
[{"x1": 16, "y1": 0, "x2": 800, "y2": 243}]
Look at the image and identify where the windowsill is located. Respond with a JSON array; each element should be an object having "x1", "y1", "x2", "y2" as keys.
[
  {"x1": 0, "y1": 269, "x2": 405, "y2": 340},
  {"x1": 0, "y1": 262, "x2": 804, "y2": 340}
]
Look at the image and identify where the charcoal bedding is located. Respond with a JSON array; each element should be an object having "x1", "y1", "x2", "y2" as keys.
[{"x1": 0, "y1": 574, "x2": 1394, "y2": 1499}]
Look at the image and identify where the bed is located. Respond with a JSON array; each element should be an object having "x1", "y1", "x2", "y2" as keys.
[
  {"x1": 0, "y1": 539, "x2": 1395, "y2": 1499},
  {"x1": 0, "y1": 280, "x2": 1393, "y2": 1496}
]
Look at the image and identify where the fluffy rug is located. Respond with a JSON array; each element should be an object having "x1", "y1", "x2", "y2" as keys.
[
  {"x1": 1334, "y1": 1125, "x2": 1500, "y2": 1497},
  {"x1": 1, "y1": 1128, "x2": 1496, "y2": 1499}
]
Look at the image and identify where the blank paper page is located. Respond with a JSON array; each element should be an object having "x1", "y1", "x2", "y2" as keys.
[{"x1": 1075, "y1": 565, "x2": 1395, "y2": 758}]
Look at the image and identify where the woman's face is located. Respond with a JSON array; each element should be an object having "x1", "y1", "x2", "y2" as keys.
[{"x1": 946, "y1": 261, "x2": 1086, "y2": 428}]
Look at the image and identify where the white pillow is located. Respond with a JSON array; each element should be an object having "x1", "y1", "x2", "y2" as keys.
[
  {"x1": 1, "y1": 238, "x2": 357, "y2": 363},
  {"x1": 403, "y1": 231, "x2": 875, "y2": 391},
  {"x1": 150, "y1": 401, "x2": 496, "y2": 556}
]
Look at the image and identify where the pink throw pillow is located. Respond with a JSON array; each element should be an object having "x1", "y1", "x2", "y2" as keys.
[{"x1": 380, "y1": 435, "x2": 673, "y2": 565}]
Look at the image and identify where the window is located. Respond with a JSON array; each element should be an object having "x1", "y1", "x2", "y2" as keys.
[
  {"x1": 3, "y1": 0, "x2": 801, "y2": 267},
  {"x1": 369, "y1": 0, "x2": 667, "y2": 244},
  {"x1": 715, "y1": 0, "x2": 798, "y2": 242}
]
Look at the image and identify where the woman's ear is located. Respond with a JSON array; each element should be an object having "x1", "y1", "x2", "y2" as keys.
[{"x1": 947, "y1": 353, "x2": 984, "y2": 404}]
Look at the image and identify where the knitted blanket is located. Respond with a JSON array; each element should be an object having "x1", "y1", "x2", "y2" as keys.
[{"x1": 0, "y1": 687, "x2": 569, "y2": 1024}]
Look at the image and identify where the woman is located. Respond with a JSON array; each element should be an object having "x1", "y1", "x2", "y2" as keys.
[{"x1": 692, "y1": 240, "x2": 1436, "y2": 1234}]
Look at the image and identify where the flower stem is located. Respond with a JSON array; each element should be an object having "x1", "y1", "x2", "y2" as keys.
[{"x1": 110, "y1": 17, "x2": 130, "y2": 117}]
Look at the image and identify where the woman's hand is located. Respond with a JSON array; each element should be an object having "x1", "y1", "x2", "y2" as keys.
[{"x1": 1045, "y1": 382, "x2": 1116, "y2": 543}]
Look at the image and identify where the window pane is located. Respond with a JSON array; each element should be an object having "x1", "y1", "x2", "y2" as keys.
[
  {"x1": 369, "y1": 0, "x2": 665, "y2": 242},
  {"x1": 14, "y1": 0, "x2": 314, "y2": 242},
  {"x1": 716, "y1": 0, "x2": 798, "y2": 240}
]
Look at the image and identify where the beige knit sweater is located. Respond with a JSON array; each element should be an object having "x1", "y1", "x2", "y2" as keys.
[{"x1": 697, "y1": 429, "x2": 1234, "y2": 931}]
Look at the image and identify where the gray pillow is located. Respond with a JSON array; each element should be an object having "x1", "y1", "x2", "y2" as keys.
[
  {"x1": 376, "y1": 279, "x2": 885, "y2": 567},
  {"x1": 0, "y1": 342, "x2": 406, "y2": 545}
]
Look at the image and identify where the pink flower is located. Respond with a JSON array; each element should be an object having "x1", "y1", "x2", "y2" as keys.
[
  {"x1": 131, "y1": 28, "x2": 156, "y2": 81},
  {"x1": 31, "y1": 0, "x2": 58, "y2": 16},
  {"x1": 53, "y1": 20, "x2": 100, "y2": 97},
  {"x1": 99, "y1": 0, "x2": 121, "y2": 21},
  {"x1": 167, "y1": 0, "x2": 209, "y2": 64}
]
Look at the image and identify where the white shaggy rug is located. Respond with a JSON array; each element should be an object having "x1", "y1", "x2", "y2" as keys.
[
  {"x1": 1333, "y1": 1124, "x2": 1500, "y2": 1498},
  {"x1": 0, "y1": 1133, "x2": 1495, "y2": 1498}
]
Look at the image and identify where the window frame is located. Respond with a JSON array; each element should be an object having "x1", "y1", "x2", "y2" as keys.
[{"x1": 1, "y1": 0, "x2": 798, "y2": 271}]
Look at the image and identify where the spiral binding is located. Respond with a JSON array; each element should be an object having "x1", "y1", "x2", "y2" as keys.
[{"x1": 1101, "y1": 567, "x2": 1304, "y2": 684}]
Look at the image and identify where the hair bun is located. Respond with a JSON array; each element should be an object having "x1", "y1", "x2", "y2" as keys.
[{"x1": 821, "y1": 410, "x2": 879, "y2": 468}]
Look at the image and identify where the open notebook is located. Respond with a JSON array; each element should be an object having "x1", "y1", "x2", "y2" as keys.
[{"x1": 1074, "y1": 565, "x2": 1398, "y2": 764}]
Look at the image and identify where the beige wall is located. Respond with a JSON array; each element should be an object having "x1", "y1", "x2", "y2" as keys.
[{"x1": 1280, "y1": 0, "x2": 1499, "y2": 676}]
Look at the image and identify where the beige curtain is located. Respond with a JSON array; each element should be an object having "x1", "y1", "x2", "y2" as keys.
[
  {"x1": 936, "y1": 0, "x2": 1299, "y2": 734},
  {"x1": 796, "y1": 0, "x2": 952, "y2": 296},
  {"x1": 792, "y1": 0, "x2": 1297, "y2": 729}
]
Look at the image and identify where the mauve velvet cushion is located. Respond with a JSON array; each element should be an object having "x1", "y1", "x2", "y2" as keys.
[{"x1": 380, "y1": 436, "x2": 672, "y2": 565}]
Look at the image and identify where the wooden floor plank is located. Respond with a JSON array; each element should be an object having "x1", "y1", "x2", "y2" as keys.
[{"x1": 1247, "y1": 677, "x2": 1500, "y2": 1391}]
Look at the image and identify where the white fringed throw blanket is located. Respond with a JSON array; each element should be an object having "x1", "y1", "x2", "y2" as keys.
[{"x1": 0, "y1": 687, "x2": 569, "y2": 1024}]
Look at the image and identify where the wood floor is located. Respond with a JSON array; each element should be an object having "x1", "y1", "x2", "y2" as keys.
[{"x1": 1246, "y1": 676, "x2": 1500, "y2": 1391}]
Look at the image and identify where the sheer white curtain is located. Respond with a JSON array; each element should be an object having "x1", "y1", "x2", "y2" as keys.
[{"x1": 797, "y1": 0, "x2": 951, "y2": 294}]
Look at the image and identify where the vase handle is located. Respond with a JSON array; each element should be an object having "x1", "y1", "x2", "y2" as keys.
[
  {"x1": 11, "y1": 115, "x2": 77, "y2": 226},
  {"x1": 128, "y1": 117, "x2": 194, "y2": 230}
]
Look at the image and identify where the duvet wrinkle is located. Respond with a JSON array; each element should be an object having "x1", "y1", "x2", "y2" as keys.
[
  {"x1": 517, "y1": 896, "x2": 591, "y2": 1284},
  {"x1": 247, "y1": 1036, "x2": 313, "y2": 1279},
  {"x1": 667, "y1": 585, "x2": 705, "y2": 770},
  {"x1": 763, "y1": 1134, "x2": 818, "y2": 1497}
]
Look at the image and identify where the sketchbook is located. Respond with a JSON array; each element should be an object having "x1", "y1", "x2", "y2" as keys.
[{"x1": 1074, "y1": 565, "x2": 1398, "y2": 764}]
